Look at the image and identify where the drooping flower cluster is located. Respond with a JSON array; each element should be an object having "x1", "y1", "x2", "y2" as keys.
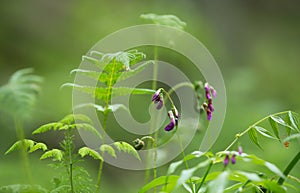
[
  {"x1": 152, "y1": 88, "x2": 163, "y2": 110},
  {"x1": 203, "y1": 82, "x2": 217, "y2": 121},
  {"x1": 151, "y1": 88, "x2": 179, "y2": 132},
  {"x1": 224, "y1": 146, "x2": 243, "y2": 167}
]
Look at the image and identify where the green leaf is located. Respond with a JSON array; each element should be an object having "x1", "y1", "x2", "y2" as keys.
[
  {"x1": 60, "y1": 123, "x2": 102, "y2": 139},
  {"x1": 29, "y1": 142, "x2": 48, "y2": 153},
  {"x1": 59, "y1": 114, "x2": 93, "y2": 125},
  {"x1": 76, "y1": 103, "x2": 128, "y2": 113},
  {"x1": 5, "y1": 139, "x2": 35, "y2": 154},
  {"x1": 111, "y1": 87, "x2": 155, "y2": 97},
  {"x1": 282, "y1": 133, "x2": 300, "y2": 143},
  {"x1": 256, "y1": 180, "x2": 286, "y2": 193},
  {"x1": 140, "y1": 13, "x2": 186, "y2": 30},
  {"x1": 71, "y1": 69, "x2": 100, "y2": 80},
  {"x1": 117, "y1": 60, "x2": 153, "y2": 81},
  {"x1": 270, "y1": 115, "x2": 295, "y2": 131},
  {"x1": 248, "y1": 128, "x2": 262, "y2": 149},
  {"x1": 269, "y1": 117, "x2": 280, "y2": 140},
  {"x1": 288, "y1": 111, "x2": 299, "y2": 131},
  {"x1": 0, "y1": 184, "x2": 48, "y2": 193},
  {"x1": 40, "y1": 149, "x2": 63, "y2": 161},
  {"x1": 100, "y1": 144, "x2": 116, "y2": 158},
  {"x1": 253, "y1": 126, "x2": 275, "y2": 139},
  {"x1": 234, "y1": 171, "x2": 262, "y2": 182},
  {"x1": 207, "y1": 171, "x2": 230, "y2": 193},
  {"x1": 138, "y1": 175, "x2": 179, "y2": 193},
  {"x1": 224, "y1": 183, "x2": 243, "y2": 192},
  {"x1": 78, "y1": 147, "x2": 103, "y2": 161},
  {"x1": 113, "y1": 141, "x2": 140, "y2": 160},
  {"x1": 175, "y1": 159, "x2": 211, "y2": 189}
]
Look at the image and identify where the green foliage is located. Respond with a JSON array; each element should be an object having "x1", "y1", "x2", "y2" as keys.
[
  {"x1": 78, "y1": 147, "x2": 103, "y2": 161},
  {"x1": 40, "y1": 149, "x2": 63, "y2": 161},
  {"x1": 140, "y1": 13, "x2": 186, "y2": 30},
  {"x1": 100, "y1": 144, "x2": 116, "y2": 158},
  {"x1": 5, "y1": 139, "x2": 47, "y2": 154},
  {"x1": 32, "y1": 114, "x2": 101, "y2": 139},
  {"x1": 0, "y1": 184, "x2": 48, "y2": 193},
  {"x1": 0, "y1": 68, "x2": 43, "y2": 119},
  {"x1": 138, "y1": 175, "x2": 179, "y2": 193},
  {"x1": 113, "y1": 141, "x2": 140, "y2": 160}
]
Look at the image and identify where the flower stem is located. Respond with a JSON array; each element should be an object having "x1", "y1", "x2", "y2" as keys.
[
  {"x1": 225, "y1": 111, "x2": 292, "y2": 151},
  {"x1": 167, "y1": 82, "x2": 194, "y2": 97},
  {"x1": 196, "y1": 160, "x2": 213, "y2": 193},
  {"x1": 277, "y1": 151, "x2": 300, "y2": 185},
  {"x1": 14, "y1": 116, "x2": 33, "y2": 184}
]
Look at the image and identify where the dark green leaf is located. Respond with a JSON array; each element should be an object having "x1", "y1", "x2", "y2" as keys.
[
  {"x1": 248, "y1": 128, "x2": 262, "y2": 149},
  {"x1": 269, "y1": 117, "x2": 280, "y2": 140}
]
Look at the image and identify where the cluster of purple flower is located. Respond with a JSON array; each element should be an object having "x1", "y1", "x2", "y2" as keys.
[
  {"x1": 152, "y1": 89, "x2": 179, "y2": 132},
  {"x1": 203, "y1": 83, "x2": 217, "y2": 121},
  {"x1": 224, "y1": 146, "x2": 243, "y2": 167}
]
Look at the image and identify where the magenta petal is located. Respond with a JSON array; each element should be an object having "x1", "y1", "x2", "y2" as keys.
[
  {"x1": 224, "y1": 154, "x2": 229, "y2": 166},
  {"x1": 231, "y1": 154, "x2": 236, "y2": 164},
  {"x1": 156, "y1": 99, "x2": 163, "y2": 110}
]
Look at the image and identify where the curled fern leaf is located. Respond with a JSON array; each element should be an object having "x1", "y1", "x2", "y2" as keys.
[
  {"x1": 78, "y1": 147, "x2": 103, "y2": 161},
  {"x1": 40, "y1": 149, "x2": 63, "y2": 161},
  {"x1": 28, "y1": 142, "x2": 48, "y2": 153},
  {"x1": 32, "y1": 122, "x2": 64, "y2": 134},
  {"x1": 113, "y1": 141, "x2": 140, "y2": 160},
  {"x1": 0, "y1": 68, "x2": 43, "y2": 119},
  {"x1": 100, "y1": 144, "x2": 116, "y2": 158},
  {"x1": 59, "y1": 114, "x2": 93, "y2": 125},
  {"x1": 5, "y1": 139, "x2": 35, "y2": 154}
]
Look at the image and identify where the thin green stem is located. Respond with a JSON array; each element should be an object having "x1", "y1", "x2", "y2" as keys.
[
  {"x1": 65, "y1": 130, "x2": 74, "y2": 193},
  {"x1": 225, "y1": 111, "x2": 292, "y2": 151},
  {"x1": 196, "y1": 160, "x2": 213, "y2": 193},
  {"x1": 14, "y1": 116, "x2": 33, "y2": 184},
  {"x1": 96, "y1": 160, "x2": 104, "y2": 193},
  {"x1": 167, "y1": 82, "x2": 194, "y2": 97},
  {"x1": 277, "y1": 151, "x2": 300, "y2": 185}
]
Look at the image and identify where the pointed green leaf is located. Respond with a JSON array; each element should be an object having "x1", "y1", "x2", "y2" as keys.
[
  {"x1": 253, "y1": 126, "x2": 275, "y2": 139},
  {"x1": 40, "y1": 149, "x2": 63, "y2": 161},
  {"x1": 248, "y1": 128, "x2": 262, "y2": 149},
  {"x1": 138, "y1": 175, "x2": 179, "y2": 193},
  {"x1": 288, "y1": 111, "x2": 299, "y2": 131},
  {"x1": 70, "y1": 69, "x2": 100, "y2": 80},
  {"x1": 66, "y1": 123, "x2": 102, "y2": 139},
  {"x1": 76, "y1": 103, "x2": 128, "y2": 113},
  {"x1": 59, "y1": 114, "x2": 93, "y2": 125},
  {"x1": 100, "y1": 144, "x2": 116, "y2": 158},
  {"x1": 269, "y1": 117, "x2": 280, "y2": 140},
  {"x1": 78, "y1": 147, "x2": 103, "y2": 161},
  {"x1": 32, "y1": 123, "x2": 63, "y2": 134},
  {"x1": 113, "y1": 141, "x2": 140, "y2": 160},
  {"x1": 270, "y1": 115, "x2": 295, "y2": 131},
  {"x1": 140, "y1": 13, "x2": 186, "y2": 30}
]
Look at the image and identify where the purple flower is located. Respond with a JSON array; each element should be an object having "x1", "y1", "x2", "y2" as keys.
[
  {"x1": 238, "y1": 146, "x2": 243, "y2": 155},
  {"x1": 172, "y1": 107, "x2": 179, "y2": 126},
  {"x1": 152, "y1": 89, "x2": 163, "y2": 110},
  {"x1": 165, "y1": 111, "x2": 176, "y2": 131},
  {"x1": 203, "y1": 83, "x2": 216, "y2": 121},
  {"x1": 224, "y1": 154, "x2": 229, "y2": 166},
  {"x1": 231, "y1": 154, "x2": 236, "y2": 164}
]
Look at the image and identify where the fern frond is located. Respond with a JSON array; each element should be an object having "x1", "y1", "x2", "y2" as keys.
[
  {"x1": 140, "y1": 13, "x2": 186, "y2": 30},
  {"x1": 0, "y1": 184, "x2": 48, "y2": 193},
  {"x1": 0, "y1": 68, "x2": 43, "y2": 119},
  {"x1": 40, "y1": 149, "x2": 63, "y2": 161},
  {"x1": 113, "y1": 141, "x2": 140, "y2": 160},
  {"x1": 78, "y1": 147, "x2": 103, "y2": 161},
  {"x1": 100, "y1": 144, "x2": 116, "y2": 158},
  {"x1": 59, "y1": 114, "x2": 93, "y2": 125},
  {"x1": 60, "y1": 123, "x2": 102, "y2": 139},
  {"x1": 5, "y1": 139, "x2": 35, "y2": 154},
  {"x1": 29, "y1": 142, "x2": 48, "y2": 153}
]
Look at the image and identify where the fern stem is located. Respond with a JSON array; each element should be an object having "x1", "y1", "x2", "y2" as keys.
[
  {"x1": 224, "y1": 111, "x2": 292, "y2": 151},
  {"x1": 277, "y1": 151, "x2": 300, "y2": 185},
  {"x1": 196, "y1": 160, "x2": 213, "y2": 193},
  {"x1": 65, "y1": 130, "x2": 74, "y2": 193},
  {"x1": 96, "y1": 160, "x2": 104, "y2": 193},
  {"x1": 14, "y1": 116, "x2": 33, "y2": 184}
]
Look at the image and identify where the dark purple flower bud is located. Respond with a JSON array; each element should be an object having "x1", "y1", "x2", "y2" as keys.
[
  {"x1": 238, "y1": 146, "x2": 243, "y2": 155},
  {"x1": 231, "y1": 154, "x2": 236, "y2": 164},
  {"x1": 172, "y1": 107, "x2": 179, "y2": 126},
  {"x1": 211, "y1": 87, "x2": 217, "y2": 97},
  {"x1": 224, "y1": 154, "x2": 229, "y2": 166},
  {"x1": 207, "y1": 110, "x2": 212, "y2": 121},
  {"x1": 165, "y1": 111, "x2": 176, "y2": 131},
  {"x1": 156, "y1": 97, "x2": 164, "y2": 110},
  {"x1": 152, "y1": 89, "x2": 162, "y2": 102},
  {"x1": 208, "y1": 99, "x2": 214, "y2": 112}
]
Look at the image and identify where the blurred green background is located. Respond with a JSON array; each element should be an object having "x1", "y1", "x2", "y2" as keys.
[{"x1": 1, "y1": 0, "x2": 300, "y2": 192}]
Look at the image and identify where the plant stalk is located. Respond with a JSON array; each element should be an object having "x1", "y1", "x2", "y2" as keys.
[
  {"x1": 196, "y1": 161, "x2": 213, "y2": 193},
  {"x1": 277, "y1": 151, "x2": 300, "y2": 185}
]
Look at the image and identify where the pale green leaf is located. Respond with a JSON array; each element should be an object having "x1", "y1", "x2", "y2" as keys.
[
  {"x1": 40, "y1": 149, "x2": 63, "y2": 161},
  {"x1": 270, "y1": 115, "x2": 295, "y2": 131},
  {"x1": 282, "y1": 133, "x2": 300, "y2": 143},
  {"x1": 138, "y1": 175, "x2": 179, "y2": 193},
  {"x1": 32, "y1": 123, "x2": 63, "y2": 134},
  {"x1": 100, "y1": 144, "x2": 116, "y2": 158},
  {"x1": 0, "y1": 184, "x2": 48, "y2": 193},
  {"x1": 254, "y1": 126, "x2": 275, "y2": 139},
  {"x1": 207, "y1": 171, "x2": 230, "y2": 193},
  {"x1": 113, "y1": 141, "x2": 140, "y2": 160},
  {"x1": 78, "y1": 147, "x2": 103, "y2": 161}
]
